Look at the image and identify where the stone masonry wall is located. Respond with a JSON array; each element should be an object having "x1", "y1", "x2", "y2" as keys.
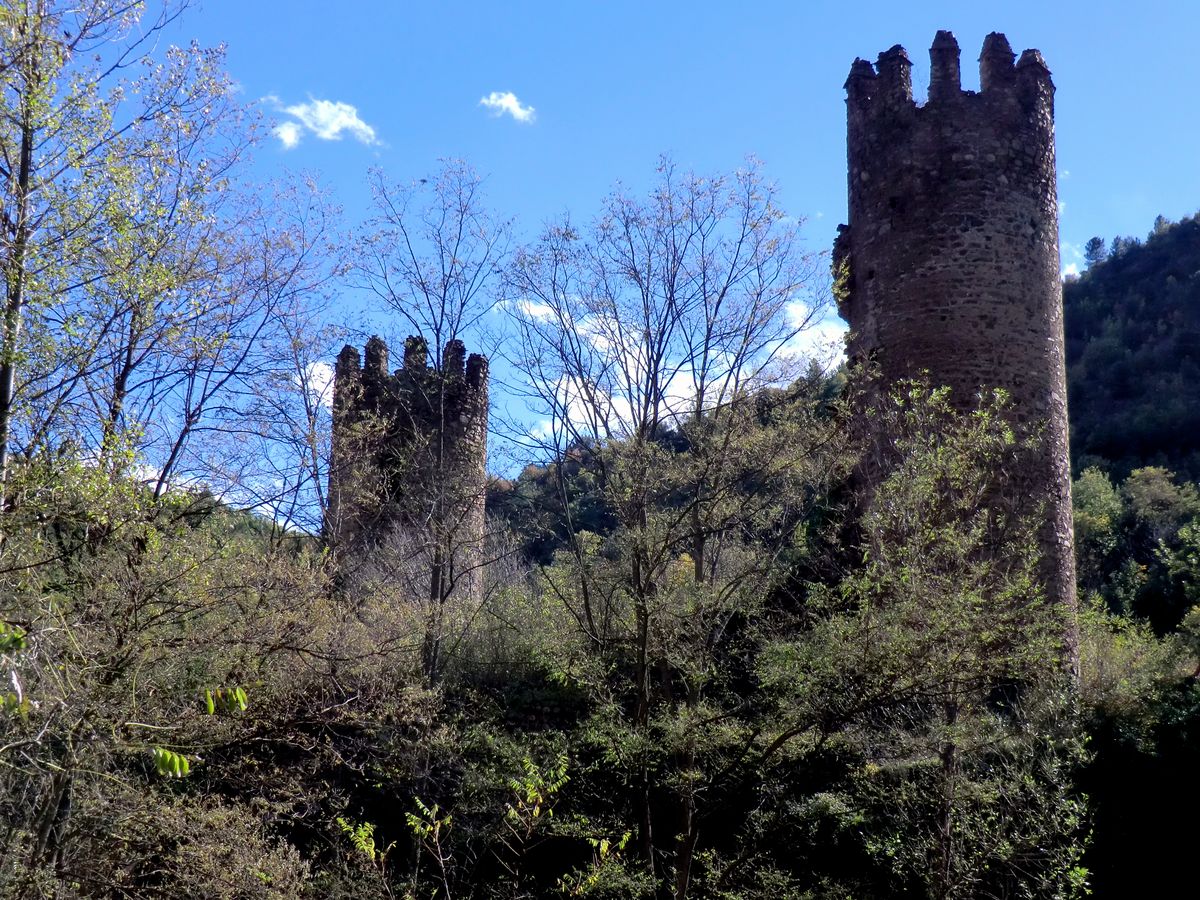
[
  {"x1": 835, "y1": 31, "x2": 1077, "y2": 643},
  {"x1": 326, "y1": 335, "x2": 489, "y2": 600}
]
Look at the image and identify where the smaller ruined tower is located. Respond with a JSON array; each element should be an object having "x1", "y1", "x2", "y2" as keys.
[
  {"x1": 326, "y1": 335, "x2": 489, "y2": 599},
  {"x1": 835, "y1": 32, "x2": 1076, "y2": 632}
]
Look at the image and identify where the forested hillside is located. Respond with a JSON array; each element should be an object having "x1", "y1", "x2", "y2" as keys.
[{"x1": 1065, "y1": 215, "x2": 1200, "y2": 479}]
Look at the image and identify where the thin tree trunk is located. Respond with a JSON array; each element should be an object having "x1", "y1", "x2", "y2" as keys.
[
  {"x1": 31, "y1": 769, "x2": 70, "y2": 868},
  {"x1": 0, "y1": 59, "x2": 38, "y2": 515},
  {"x1": 936, "y1": 699, "x2": 960, "y2": 900},
  {"x1": 423, "y1": 544, "x2": 445, "y2": 682},
  {"x1": 673, "y1": 725, "x2": 699, "y2": 900},
  {"x1": 99, "y1": 320, "x2": 139, "y2": 458}
]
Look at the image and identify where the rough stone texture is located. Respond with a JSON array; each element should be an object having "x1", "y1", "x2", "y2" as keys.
[
  {"x1": 326, "y1": 335, "x2": 489, "y2": 600},
  {"x1": 835, "y1": 31, "x2": 1077, "y2": 648}
]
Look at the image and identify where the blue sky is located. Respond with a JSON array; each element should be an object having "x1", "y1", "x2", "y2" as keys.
[
  {"x1": 160, "y1": 0, "x2": 1200, "y2": 472},
  {"x1": 169, "y1": 0, "x2": 1200, "y2": 458},
  {"x1": 176, "y1": 0, "x2": 1200, "y2": 271}
]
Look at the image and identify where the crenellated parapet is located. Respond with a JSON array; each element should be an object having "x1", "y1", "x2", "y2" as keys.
[
  {"x1": 837, "y1": 31, "x2": 1077, "y2": 656},
  {"x1": 326, "y1": 335, "x2": 489, "y2": 595},
  {"x1": 844, "y1": 31, "x2": 1053, "y2": 115}
]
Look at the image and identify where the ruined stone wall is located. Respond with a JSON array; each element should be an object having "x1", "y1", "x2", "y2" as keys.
[
  {"x1": 326, "y1": 335, "x2": 489, "y2": 599},
  {"x1": 836, "y1": 31, "x2": 1077, "y2": 638}
]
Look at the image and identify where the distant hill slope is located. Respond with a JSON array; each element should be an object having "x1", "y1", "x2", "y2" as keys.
[{"x1": 1064, "y1": 215, "x2": 1200, "y2": 480}]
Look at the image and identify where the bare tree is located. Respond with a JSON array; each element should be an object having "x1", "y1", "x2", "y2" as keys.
[
  {"x1": 154, "y1": 175, "x2": 344, "y2": 530},
  {"x1": 505, "y1": 157, "x2": 825, "y2": 447},
  {"x1": 354, "y1": 159, "x2": 510, "y2": 365},
  {"x1": 502, "y1": 157, "x2": 842, "y2": 894}
]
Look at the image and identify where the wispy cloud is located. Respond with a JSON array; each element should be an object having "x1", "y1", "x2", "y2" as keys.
[
  {"x1": 515, "y1": 298, "x2": 555, "y2": 320},
  {"x1": 480, "y1": 90, "x2": 536, "y2": 123},
  {"x1": 512, "y1": 297, "x2": 841, "y2": 444},
  {"x1": 266, "y1": 95, "x2": 380, "y2": 149}
]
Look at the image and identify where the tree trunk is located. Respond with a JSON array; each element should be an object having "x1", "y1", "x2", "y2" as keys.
[
  {"x1": 423, "y1": 544, "x2": 445, "y2": 683},
  {"x1": 0, "y1": 53, "x2": 38, "y2": 516},
  {"x1": 936, "y1": 699, "x2": 960, "y2": 900}
]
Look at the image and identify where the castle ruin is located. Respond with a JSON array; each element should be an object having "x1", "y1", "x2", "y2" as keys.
[
  {"x1": 326, "y1": 335, "x2": 489, "y2": 605},
  {"x1": 835, "y1": 32, "x2": 1077, "y2": 639}
]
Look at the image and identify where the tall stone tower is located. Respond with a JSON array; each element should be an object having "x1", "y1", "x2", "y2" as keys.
[
  {"x1": 326, "y1": 335, "x2": 489, "y2": 601},
  {"x1": 835, "y1": 32, "x2": 1077, "y2": 629}
]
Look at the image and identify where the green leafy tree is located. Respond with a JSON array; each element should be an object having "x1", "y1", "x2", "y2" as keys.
[
  {"x1": 1073, "y1": 466, "x2": 1125, "y2": 596},
  {"x1": 762, "y1": 384, "x2": 1087, "y2": 899},
  {"x1": 1065, "y1": 215, "x2": 1200, "y2": 481},
  {"x1": 1122, "y1": 466, "x2": 1199, "y2": 542},
  {"x1": 0, "y1": 5, "x2": 343, "y2": 893},
  {"x1": 0, "y1": 2, "x2": 340, "y2": 532},
  {"x1": 0, "y1": 1, "x2": 203, "y2": 498}
]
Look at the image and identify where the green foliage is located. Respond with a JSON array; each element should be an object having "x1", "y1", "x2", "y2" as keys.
[
  {"x1": 1073, "y1": 467, "x2": 1124, "y2": 593},
  {"x1": 1065, "y1": 214, "x2": 1200, "y2": 480},
  {"x1": 557, "y1": 830, "x2": 637, "y2": 897},
  {"x1": 152, "y1": 747, "x2": 192, "y2": 779},
  {"x1": 761, "y1": 383, "x2": 1086, "y2": 899},
  {"x1": 855, "y1": 699, "x2": 1089, "y2": 900},
  {"x1": 0, "y1": 622, "x2": 26, "y2": 653},
  {"x1": 405, "y1": 797, "x2": 453, "y2": 845},
  {"x1": 204, "y1": 685, "x2": 249, "y2": 715},
  {"x1": 1083, "y1": 236, "x2": 1106, "y2": 269},
  {"x1": 1072, "y1": 463, "x2": 1200, "y2": 629},
  {"x1": 1077, "y1": 596, "x2": 1181, "y2": 723},
  {"x1": 1157, "y1": 520, "x2": 1200, "y2": 610},
  {"x1": 339, "y1": 816, "x2": 393, "y2": 866},
  {"x1": 1123, "y1": 466, "x2": 1200, "y2": 536},
  {"x1": 505, "y1": 753, "x2": 569, "y2": 828}
]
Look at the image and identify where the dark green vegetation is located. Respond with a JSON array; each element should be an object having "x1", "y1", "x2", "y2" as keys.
[
  {"x1": 6, "y1": 380, "x2": 1112, "y2": 900},
  {"x1": 0, "y1": 4, "x2": 1197, "y2": 898},
  {"x1": 1051, "y1": 212, "x2": 1200, "y2": 898},
  {"x1": 1065, "y1": 214, "x2": 1200, "y2": 479},
  {"x1": 1071, "y1": 464, "x2": 1200, "y2": 898}
]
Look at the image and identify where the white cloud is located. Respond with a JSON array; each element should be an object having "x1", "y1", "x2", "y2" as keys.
[
  {"x1": 297, "y1": 361, "x2": 335, "y2": 408},
  {"x1": 544, "y1": 371, "x2": 635, "y2": 439},
  {"x1": 574, "y1": 314, "x2": 614, "y2": 352},
  {"x1": 1060, "y1": 240, "x2": 1084, "y2": 279},
  {"x1": 480, "y1": 90, "x2": 536, "y2": 123},
  {"x1": 274, "y1": 120, "x2": 302, "y2": 150},
  {"x1": 781, "y1": 301, "x2": 847, "y2": 367},
  {"x1": 267, "y1": 95, "x2": 380, "y2": 149},
  {"x1": 516, "y1": 295, "x2": 848, "y2": 445},
  {"x1": 527, "y1": 418, "x2": 555, "y2": 440},
  {"x1": 286, "y1": 98, "x2": 378, "y2": 143}
]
